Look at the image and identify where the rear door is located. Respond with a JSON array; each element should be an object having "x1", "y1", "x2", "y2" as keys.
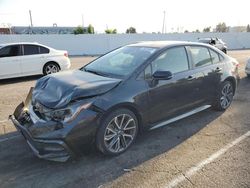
[
  {"x1": 188, "y1": 45, "x2": 217, "y2": 103},
  {"x1": 0, "y1": 45, "x2": 22, "y2": 79},
  {"x1": 147, "y1": 46, "x2": 205, "y2": 124},
  {"x1": 21, "y1": 44, "x2": 44, "y2": 75}
]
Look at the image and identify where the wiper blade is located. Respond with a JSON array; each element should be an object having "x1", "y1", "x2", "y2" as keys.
[{"x1": 83, "y1": 68, "x2": 107, "y2": 77}]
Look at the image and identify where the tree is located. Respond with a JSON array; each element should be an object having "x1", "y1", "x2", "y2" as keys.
[
  {"x1": 203, "y1": 26, "x2": 211, "y2": 32},
  {"x1": 126, "y1": 27, "x2": 136, "y2": 33},
  {"x1": 87, "y1": 24, "x2": 94, "y2": 34},
  {"x1": 184, "y1": 30, "x2": 189, "y2": 33},
  {"x1": 105, "y1": 28, "x2": 117, "y2": 34},
  {"x1": 74, "y1": 24, "x2": 95, "y2": 34},
  {"x1": 215, "y1": 22, "x2": 228, "y2": 32},
  {"x1": 247, "y1": 24, "x2": 250, "y2": 32},
  {"x1": 73, "y1": 26, "x2": 84, "y2": 34},
  {"x1": 194, "y1": 29, "x2": 200, "y2": 33}
]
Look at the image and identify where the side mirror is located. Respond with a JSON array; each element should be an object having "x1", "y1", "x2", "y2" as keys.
[{"x1": 152, "y1": 70, "x2": 173, "y2": 80}]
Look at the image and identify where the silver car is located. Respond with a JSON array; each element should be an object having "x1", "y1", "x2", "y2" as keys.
[
  {"x1": 198, "y1": 38, "x2": 227, "y2": 54},
  {"x1": 246, "y1": 58, "x2": 250, "y2": 77}
]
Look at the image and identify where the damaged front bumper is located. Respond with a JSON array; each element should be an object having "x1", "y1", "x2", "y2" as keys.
[{"x1": 9, "y1": 102, "x2": 74, "y2": 162}]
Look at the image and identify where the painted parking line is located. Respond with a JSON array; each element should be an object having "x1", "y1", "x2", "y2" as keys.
[
  {"x1": 164, "y1": 131, "x2": 250, "y2": 188},
  {"x1": 0, "y1": 120, "x2": 8, "y2": 123}
]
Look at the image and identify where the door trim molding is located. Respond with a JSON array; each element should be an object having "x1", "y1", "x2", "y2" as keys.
[{"x1": 150, "y1": 105, "x2": 211, "y2": 130}]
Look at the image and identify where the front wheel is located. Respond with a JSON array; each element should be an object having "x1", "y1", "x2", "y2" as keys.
[
  {"x1": 213, "y1": 81, "x2": 234, "y2": 111},
  {"x1": 96, "y1": 109, "x2": 138, "y2": 155}
]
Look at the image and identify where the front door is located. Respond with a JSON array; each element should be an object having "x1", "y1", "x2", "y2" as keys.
[
  {"x1": 0, "y1": 45, "x2": 22, "y2": 79},
  {"x1": 147, "y1": 46, "x2": 204, "y2": 125}
]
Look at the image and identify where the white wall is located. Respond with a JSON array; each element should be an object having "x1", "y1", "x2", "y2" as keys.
[{"x1": 0, "y1": 33, "x2": 250, "y2": 55}]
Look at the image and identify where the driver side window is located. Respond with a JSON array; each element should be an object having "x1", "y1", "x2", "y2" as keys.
[
  {"x1": 0, "y1": 45, "x2": 21, "y2": 58},
  {"x1": 151, "y1": 47, "x2": 189, "y2": 74}
]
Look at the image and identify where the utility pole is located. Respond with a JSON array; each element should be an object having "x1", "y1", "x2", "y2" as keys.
[
  {"x1": 162, "y1": 11, "x2": 166, "y2": 34},
  {"x1": 29, "y1": 10, "x2": 33, "y2": 27},
  {"x1": 82, "y1": 14, "x2": 84, "y2": 28}
]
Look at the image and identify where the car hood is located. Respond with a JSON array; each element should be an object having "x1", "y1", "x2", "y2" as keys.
[{"x1": 32, "y1": 70, "x2": 121, "y2": 108}]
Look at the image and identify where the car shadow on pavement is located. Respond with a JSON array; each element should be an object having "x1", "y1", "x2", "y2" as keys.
[
  {"x1": 0, "y1": 108, "x2": 224, "y2": 188},
  {"x1": 0, "y1": 75, "x2": 42, "y2": 85}
]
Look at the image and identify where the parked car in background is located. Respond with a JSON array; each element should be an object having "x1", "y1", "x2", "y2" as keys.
[
  {"x1": 246, "y1": 58, "x2": 250, "y2": 77},
  {"x1": 198, "y1": 38, "x2": 227, "y2": 54},
  {"x1": 10, "y1": 41, "x2": 239, "y2": 162},
  {"x1": 0, "y1": 42, "x2": 71, "y2": 80}
]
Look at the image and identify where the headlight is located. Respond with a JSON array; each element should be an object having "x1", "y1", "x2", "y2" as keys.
[{"x1": 43, "y1": 102, "x2": 92, "y2": 122}]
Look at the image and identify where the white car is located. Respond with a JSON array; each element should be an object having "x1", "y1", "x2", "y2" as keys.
[
  {"x1": 0, "y1": 42, "x2": 71, "y2": 80},
  {"x1": 246, "y1": 58, "x2": 250, "y2": 77}
]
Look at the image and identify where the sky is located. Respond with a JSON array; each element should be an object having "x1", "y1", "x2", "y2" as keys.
[{"x1": 0, "y1": 0, "x2": 249, "y2": 33}]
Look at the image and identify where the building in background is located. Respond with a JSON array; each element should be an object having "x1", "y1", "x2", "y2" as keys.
[
  {"x1": 11, "y1": 26, "x2": 79, "y2": 34},
  {"x1": 0, "y1": 28, "x2": 12, "y2": 34},
  {"x1": 228, "y1": 26, "x2": 247, "y2": 32}
]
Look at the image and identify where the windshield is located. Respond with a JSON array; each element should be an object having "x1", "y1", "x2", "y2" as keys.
[{"x1": 83, "y1": 46, "x2": 157, "y2": 78}]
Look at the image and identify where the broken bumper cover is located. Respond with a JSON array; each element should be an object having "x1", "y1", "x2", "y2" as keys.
[{"x1": 9, "y1": 108, "x2": 74, "y2": 162}]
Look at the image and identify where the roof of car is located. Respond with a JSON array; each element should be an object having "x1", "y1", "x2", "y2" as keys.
[
  {"x1": 128, "y1": 40, "x2": 210, "y2": 48},
  {"x1": 0, "y1": 42, "x2": 42, "y2": 47}
]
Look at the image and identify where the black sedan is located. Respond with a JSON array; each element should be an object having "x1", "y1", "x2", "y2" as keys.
[{"x1": 10, "y1": 41, "x2": 240, "y2": 162}]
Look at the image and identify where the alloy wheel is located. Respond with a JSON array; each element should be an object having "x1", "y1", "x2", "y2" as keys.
[
  {"x1": 45, "y1": 64, "x2": 59, "y2": 74},
  {"x1": 220, "y1": 82, "x2": 233, "y2": 109},
  {"x1": 104, "y1": 114, "x2": 137, "y2": 153}
]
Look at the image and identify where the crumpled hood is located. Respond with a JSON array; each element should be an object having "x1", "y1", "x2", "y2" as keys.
[{"x1": 32, "y1": 70, "x2": 121, "y2": 108}]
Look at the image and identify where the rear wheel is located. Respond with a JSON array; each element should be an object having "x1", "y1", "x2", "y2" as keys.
[
  {"x1": 43, "y1": 62, "x2": 60, "y2": 75},
  {"x1": 96, "y1": 108, "x2": 138, "y2": 155},
  {"x1": 213, "y1": 81, "x2": 234, "y2": 111}
]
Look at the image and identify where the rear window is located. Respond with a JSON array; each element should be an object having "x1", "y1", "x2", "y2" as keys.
[
  {"x1": 23, "y1": 45, "x2": 39, "y2": 55},
  {"x1": 209, "y1": 49, "x2": 220, "y2": 64},
  {"x1": 39, "y1": 46, "x2": 50, "y2": 54}
]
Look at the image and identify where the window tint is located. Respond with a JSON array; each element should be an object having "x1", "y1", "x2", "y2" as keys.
[
  {"x1": 23, "y1": 45, "x2": 39, "y2": 55},
  {"x1": 209, "y1": 49, "x2": 220, "y2": 64},
  {"x1": 152, "y1": 47, "x2": 189, "y2": 74},
  {"x1": 189, "y1": 46, "x2": 212, "y2": 67},
  {"x1": 39, "y1": 46, "x2": 49, "y2": 54},
  {"x1": 84, "y1": 46, "x2": 156, "y2": 77},
  {"x1": 144, "y1": 64, "x2": 152, "y2": 80},
  {"x1": 219, "y1": 54, "x2": 224, "y2": 61},
  {"x1": 0, "y1": 45, "x2": 21, "y2": 58}
]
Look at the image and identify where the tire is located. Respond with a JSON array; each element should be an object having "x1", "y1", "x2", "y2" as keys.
[
  {"x1": 96, "y1": 108, "x2": 138, "y2": 156},
  {"x1": 43, "y1": 62, "x2": 60, "y2": 75},
  {"x1": 213, "y1": 81, "x2": 234, "y2": 111}
]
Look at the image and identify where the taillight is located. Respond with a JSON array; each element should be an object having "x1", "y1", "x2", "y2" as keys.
[
  {"x1": 64, "y1": 52, "x2": 68, "y2": 57},
  {"x1": 235, "y1": 62, "x2": 239, "y2": 68},
  {"x1": 232, "y1": 61, "x2": 239, "y2": 68}
]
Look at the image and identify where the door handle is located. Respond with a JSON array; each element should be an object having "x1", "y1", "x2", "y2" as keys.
[
  {"x1": 187, "y1": 75, "x2": 195, "y2": 81},
  {"x1": 214, "y1": 67, "x2": 222, "y2": 72}
]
